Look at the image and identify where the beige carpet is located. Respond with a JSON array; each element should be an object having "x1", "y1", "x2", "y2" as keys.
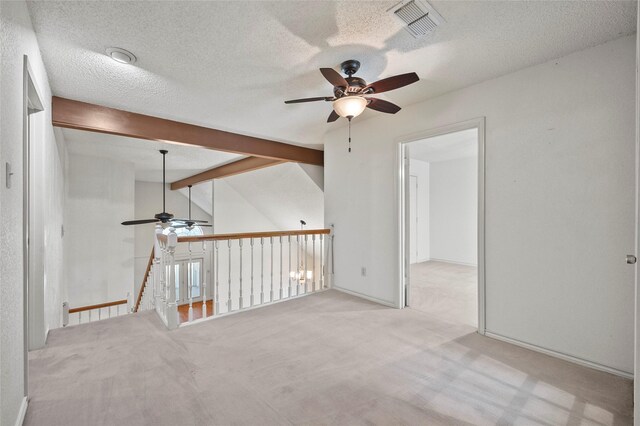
[
  {"x1": 410, "y1": 260, "x2": 478, "y2": 327},
  {"x1": 26, "y1": 290, "x2": 632, "y2": 425}
]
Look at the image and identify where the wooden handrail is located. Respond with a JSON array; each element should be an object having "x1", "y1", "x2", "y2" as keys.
[
  {"x1": 176, "y1": 228, "x2": 331, "y2": 243},
  {"x1": 69, "y1": 299, "x2": 128, "y2": 314},
  {"x1": 134, "y1": 247, "x2": 155, "y2": 312}
]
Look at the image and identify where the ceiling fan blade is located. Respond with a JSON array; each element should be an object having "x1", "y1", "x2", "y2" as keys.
[
  {"x1": 320, "y1": 68, "x2": 348, "y2": 88},
  {"x1": 173, "y1": 224, "x2": 213, "y2": 229},
  {"x1": 363, "y1": 72, "x2": 419, "y2": 94},
  {"x1": 365, "y1": 98, "x2": 401, "y2": 114},
  {"x1": 172, "y1": 218, "x2": 209, "y2": 223},
  {"x1": 121, "y1": 219, "x2": 159, "y2": 226},
  {"x1": 284, "y1": 97, "x2": 333, "y2": 104},
  {"x1": 327, "y1": 110, "x2": 340, "y2": 123}
]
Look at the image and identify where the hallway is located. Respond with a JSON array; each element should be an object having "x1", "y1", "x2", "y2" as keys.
[{"x1": 410, "y1": 260, "x2": 477, "y2": 326}]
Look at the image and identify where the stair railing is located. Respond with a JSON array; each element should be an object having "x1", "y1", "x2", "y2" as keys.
[
  {"x1": 64, "y1": 297, "x2": 130, "y2": 326},
  {"x1": 151, "y1": 226, "x2": 333, "y2": 329}
]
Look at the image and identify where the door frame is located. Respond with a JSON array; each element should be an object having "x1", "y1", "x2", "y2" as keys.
[
  {"x1": 397, "y1": 117, "x2": 486, "y2": 334},
  {"x1": 173, "y1": 256, "x2": 205, "y2": 304},
  {"x1": 23, "y1": 55, "x2": 44, "y2": 397}
]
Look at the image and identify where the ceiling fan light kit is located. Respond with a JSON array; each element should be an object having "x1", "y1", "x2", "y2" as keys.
[
  {"x1": 332, "y1": 96, "x2": 367, "y2": 119},
  {"x1": 285, "y1": 59, "x2": 419, "y2": 152}
]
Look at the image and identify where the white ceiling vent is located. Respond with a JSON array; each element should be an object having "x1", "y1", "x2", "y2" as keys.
[{"x1": 388, "y1": 0, "x2": 445, "y2": 38}]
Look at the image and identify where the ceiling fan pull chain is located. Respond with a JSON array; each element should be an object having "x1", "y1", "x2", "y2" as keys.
[{"x1": 348, "y1": 117, "x2": 352, "y2": 153}]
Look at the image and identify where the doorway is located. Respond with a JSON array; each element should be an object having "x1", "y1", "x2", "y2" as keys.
[
  {"x1": 172, "y1": 258, "x2": 204, "y2": 304},
  {"x1": 399, "y1": 118, "x2": 485, "y2": 332}
]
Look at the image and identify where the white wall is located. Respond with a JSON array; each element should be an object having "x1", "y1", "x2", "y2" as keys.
[
  {"x1": 0, "y1": 1, "x2": 64, "y2": 424},
  {"x1": 325, "y1": 36, "x2": 636, "y2": 374},
  {"x1": 408, "y1": 159, "x2": 429, "y2": 263},
  {"x1": 213, "y1": 180, "x2": 279, "y2": 234},
  {"x1": 429, "y1": 157, "x2": 477, "y2": 265},
  {"x1": 64, "y1": 154, "x2": 135, "y2": 307},
  {"x1": 222, "y1": 163, "x2": 324, "y2": 231}
]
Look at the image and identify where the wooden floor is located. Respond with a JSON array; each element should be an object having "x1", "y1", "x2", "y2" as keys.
[
  {"x1": 26, "y1": 290, "x2": 632, "y2": 425},
  {"x1": 410, "y1": 260, "x2": 477, "y2": 326},
  {"x1": 177, "y1": 300, "x2": 213, "y2": 323}
]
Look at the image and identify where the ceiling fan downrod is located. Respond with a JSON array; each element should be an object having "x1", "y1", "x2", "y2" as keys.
[{"x1": 160, "y1": 149, "x2": 168, "y2": 213}]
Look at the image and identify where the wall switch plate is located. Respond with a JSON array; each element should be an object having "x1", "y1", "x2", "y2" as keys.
[{"x1": 5, "y1": 162, "x2": 13, "y2": 189}]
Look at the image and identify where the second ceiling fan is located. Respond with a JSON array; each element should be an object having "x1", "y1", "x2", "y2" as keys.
[
  {"x1": 121, "y1": 150, "x2": 209, "y2": 227},
  {"x1": 284, "y1": 59, "x2": 419, "y2": 123}
]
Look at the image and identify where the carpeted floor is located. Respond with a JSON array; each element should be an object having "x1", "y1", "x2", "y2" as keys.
[
  {"x1": 26, "y1": 290, "x2": 632, "y2": 425},
  {"x1": 410, "y1": 260, "x2": 478, "y2": 326}
]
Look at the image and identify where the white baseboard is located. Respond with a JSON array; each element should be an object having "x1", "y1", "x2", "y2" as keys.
[
  {"x1": 14, "y1": 396, "x2": 28, "y2": 426},
  {"x1": 485, "y1": 331, "x2": 633, "y2": 379},
  {"x1": 429, "y1": 257, "x2": 478, "y2": 267},
  {"x1": 332, "y1": 286, "x2": 397, "y2": 308}
]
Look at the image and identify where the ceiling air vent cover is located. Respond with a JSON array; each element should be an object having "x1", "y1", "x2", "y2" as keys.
[{"x1": 389, "y1": 0, "x2": 445, "y2": 38}]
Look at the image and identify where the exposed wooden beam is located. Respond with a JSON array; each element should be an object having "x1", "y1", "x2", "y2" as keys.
[
  {"x1": 52, "y1": 97, "x2": 324, "y2": 166},
  {"x1": 170, "y1": 157, "x2": 284, "y2": 190}
]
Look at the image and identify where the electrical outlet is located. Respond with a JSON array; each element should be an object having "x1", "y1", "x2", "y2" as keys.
[{"x1": 361, "y1": 267, "x2": 366, "y2": 277}]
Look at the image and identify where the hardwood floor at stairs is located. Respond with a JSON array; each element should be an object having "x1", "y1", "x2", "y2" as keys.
[{"x1": 177, "y1": 300, "x2": 213, "y2": 323}]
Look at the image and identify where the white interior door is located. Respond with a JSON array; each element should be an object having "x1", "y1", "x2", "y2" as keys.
[{"x1": 409, "y1": 175, "x2": 418, "y2": 264}]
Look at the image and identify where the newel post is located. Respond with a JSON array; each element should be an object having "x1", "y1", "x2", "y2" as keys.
[
  {"x1": 165, "y1": 227, "x2": 179, "y2": 329},
  {"x1": 153, "y1": 224, "x2": 163, "y2": 309}
]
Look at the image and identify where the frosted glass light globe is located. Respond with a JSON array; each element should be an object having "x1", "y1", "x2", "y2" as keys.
[{"x1": 332, "y1": 96, "x2": 367, "y2": 118}]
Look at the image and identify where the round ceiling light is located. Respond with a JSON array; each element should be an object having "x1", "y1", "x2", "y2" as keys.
[
  {"x1": 332, "y1": 96, "x2": 368, "y2": 119},
  {"x1": 106, "y1": 47, "x2": 136, "y2": 64}
]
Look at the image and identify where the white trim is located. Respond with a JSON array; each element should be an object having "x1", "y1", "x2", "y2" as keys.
[
  {"x1": 485, "y1": 331, "x2": 633, "y2": 380},
  {"x1": 428, "y1": 258, "x2": 478, "y2": 267},
  {"x1": 14, "y1": 397, "x2": 28, "y2": 426},
  {"x1": 332, "y1": 286, "x2": 397, "y2": 308},
  {"x1": 396, "y1": 117, "x2": 486, "y2": 334}
]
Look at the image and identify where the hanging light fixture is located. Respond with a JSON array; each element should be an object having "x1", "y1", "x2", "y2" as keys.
[{"x1": 332, "y1": 96, "x2": 368, "y2": 119}]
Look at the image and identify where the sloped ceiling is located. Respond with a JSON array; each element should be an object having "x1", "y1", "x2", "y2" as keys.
[
  {"x1": 183, "y1": 163, "x2": 324, "y2": 231},
  {"x1": 28, "y1": 1, "x2": 636, "y2": 148}
]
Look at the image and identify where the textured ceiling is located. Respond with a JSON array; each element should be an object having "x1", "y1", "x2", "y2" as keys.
[
  {"x1": 29, "y1": 1, "x2": 636, "y2": 148},
  {"x1": 62, "y1": 128, "x2": 241, "y2": 182},
  {"x1": 409, "y1": 128, "x2": 477, "y2": 163}
]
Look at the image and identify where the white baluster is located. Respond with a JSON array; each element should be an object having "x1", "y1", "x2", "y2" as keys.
[
  {"x1": 227, "y1": 239, "x2": 232, "y2": 311},
  {"x1": 279, "y1": 236, "x2": 283, "y2": 300},
  {"x1": 260, "y1": 238, "x2": 265, "y2": 304},
  {"x1": 320, "y1": 234, "x2": 325, "y2": 289},
  {"x1": 250, "y1": 238, "x2": 255, "y2": 306},
  {"x1": 270, "y1": 237, "x2": 274, "y2": 302},
  {"x1": 312, "y1": 234, "x2": 316, "y2": 292},
  {"x1": 188, "y1": 242, "x2": 194, "y2": 323},
  {"x1": 288, "y1": 236, "x2": 292, "y2": 298},
  {"x1": 202, "y1": 241, "x2": 207, "y2": 319},
  {"x1": 296, "y1": 235, "x2": 301, "y2": 296},
  {"x1": 304, "y1": 234, "x2": 309, "y2": 294},
  {"x1": 215, "y1": 241, "x2": 220, "y2": 315},
  {"x1": 239, "y1": 238, "x2": 244, "y2": 309}
]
